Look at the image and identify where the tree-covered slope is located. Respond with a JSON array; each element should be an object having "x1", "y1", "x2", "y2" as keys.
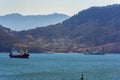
[{"x1": 13, "y1": 4, "x2": 120, "y2": 53}]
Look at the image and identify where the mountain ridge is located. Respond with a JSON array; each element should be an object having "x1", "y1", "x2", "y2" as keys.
[
  {"x1": 13, "y1": 4, "x2": 120, "y2": 53},
  {"x1": 0, "y1": 13, "x2": 69, "y2": 31},
  {"x1": 0, "y1": 4, "x2": 120, "y2": 53}
]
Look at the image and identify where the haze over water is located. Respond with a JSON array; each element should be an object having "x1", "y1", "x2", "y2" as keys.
[{"x1": 0, "y1": 53, "x2": 120, "y2": 80}]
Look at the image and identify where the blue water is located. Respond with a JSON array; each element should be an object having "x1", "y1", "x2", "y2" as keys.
[{"x1": 0, "y1": 53, "x2": 120, "y2": 80}]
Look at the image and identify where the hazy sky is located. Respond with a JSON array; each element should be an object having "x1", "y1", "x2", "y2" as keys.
[{"x1": 0, "y1": 0, "x2": 120, "y2": 16}]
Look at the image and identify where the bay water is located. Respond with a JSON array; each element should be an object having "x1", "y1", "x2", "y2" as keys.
[{"x1": 0, "y1": 53, "x2": 120, "y2": 80}]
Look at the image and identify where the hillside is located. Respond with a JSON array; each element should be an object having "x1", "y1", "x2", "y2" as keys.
[
  {"x1": 0, "y1": 25, "x2": 26, "y2": 52},
  {"x1": 11, "y1": 4, "x2": 120, "y2": 53},
  {"x1": 0, "y1": 13, "x2": 69, "y2": 31},
  {"x1": 62, "y1": 4, "x2": 120, "y2": 45}
]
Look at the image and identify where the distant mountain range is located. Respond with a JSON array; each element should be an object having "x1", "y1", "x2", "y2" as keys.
[
  {"x1": 0, "y1": 4, "x2": 120, "y2": 53},
  {"x1": 0, "y1": 13, "x2": 69, "y2": 31}
]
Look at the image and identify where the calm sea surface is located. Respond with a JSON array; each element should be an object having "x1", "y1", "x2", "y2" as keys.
[{"x1": 0, "y1": 53, "x2": 120, "y2": 80}]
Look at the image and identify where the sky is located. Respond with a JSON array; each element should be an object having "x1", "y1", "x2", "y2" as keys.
[{"x1": 0, "y1": 0, "x2": 120, "y2": 16}]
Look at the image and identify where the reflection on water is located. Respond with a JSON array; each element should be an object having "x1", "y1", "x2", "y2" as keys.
[{"x1": 0, "y1": 53, "x2": 120, "y2": 80}]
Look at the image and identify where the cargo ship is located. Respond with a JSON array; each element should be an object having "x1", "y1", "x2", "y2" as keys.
[{"x1": 9, "y1": 48, "x2": 29, "y2": 58}]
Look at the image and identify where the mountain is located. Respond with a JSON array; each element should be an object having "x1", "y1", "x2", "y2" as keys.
[
  {"x1": 13, "y1": 4, "x2": 120, "y2": 53},
  {"x1": 0, "y1": 13, "x2": 69, "y2": 31},
  {"x1": 62, "y1": 4, "x2": 120, "y2": 45}
]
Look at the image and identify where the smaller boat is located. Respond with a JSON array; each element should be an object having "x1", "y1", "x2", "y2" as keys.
[
  {"x1": 84, "y1": 47, "x2": 105, "y2": 55},
  {"x1": 89, "y1": 51, "x2": 105, "y2": 55},
  {"x1": 9, "y1": 48, "x2": 29, "y2": 58}
]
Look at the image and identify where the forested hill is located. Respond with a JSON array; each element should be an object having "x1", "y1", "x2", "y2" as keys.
[
  {"x1": 62, "y1": 4, "x2": 120, "y2": 45},
  {"x1": 3, "y1": 4, "x2": 120, "y2": 52},
  {"x1": 13, "y1": 4, "x2": 120, "y2": 53}
]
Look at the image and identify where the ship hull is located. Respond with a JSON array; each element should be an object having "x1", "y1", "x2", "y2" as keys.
[
  {"x1": 9, "y1": 54, "x2": 29, "y2": 58},
  {"x1": 91, "y1": 52, "x2": 105, "y2": 55},
  {"x1": 84, "y1": 52, "x2": 105, "y2": 55}
]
